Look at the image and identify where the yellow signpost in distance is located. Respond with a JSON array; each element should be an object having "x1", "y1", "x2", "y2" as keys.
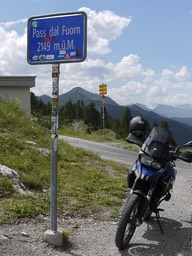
[{"x1": 99, "y1": 83, "x2": 107, "y2": 135}]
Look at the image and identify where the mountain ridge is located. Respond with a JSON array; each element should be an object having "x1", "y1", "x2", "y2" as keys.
[
  {"x1": 152, "y1": 103, "x2": 192, "y2": 118},
  {"x1": 38, "y1": 87, "x2": 192, "y2": 145}
]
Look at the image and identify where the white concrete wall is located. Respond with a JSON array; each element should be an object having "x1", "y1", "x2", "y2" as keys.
[
  {"x1": 0, "y1": 86, "x2": 31, "y2": 113},
  {"x1": 0, "y1": 76, "x2": 36, "y2": 114}
]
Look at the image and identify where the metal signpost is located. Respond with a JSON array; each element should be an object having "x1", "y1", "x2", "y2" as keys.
[
  {"x1": 99, "y1": 84, "x2": 107, "y2": 135},
  {"x1": 27, "y1": 11, "x2": 87, "y2": 246}
]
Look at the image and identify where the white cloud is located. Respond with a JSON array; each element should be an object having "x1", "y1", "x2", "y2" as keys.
[
  {"x1": 175, "y1": 66, "x2": 190, "y2": 81},
  {"x1": 0, "y1": 8, "x2": 191, "y2": 106},
  {"x1": 112, "y1": 54, "x2": 143, "y2": 79},
  {"x1": 148, "y1": 84, "x2": 167, "y2": 97},
  {"x1": 157, "y1": 93, "x2": 192, "y2": 106},
  {"x1": 0, "y1": 26, "x2": 28, "y2": 75},
  {"x1": 142, "y1": 68, "x2": 155, "y2": 81},
  {"x1": 0, "y1": 19, "x2": 27, "y2": 28},
  {"x1": 161, "y1": 68, "x2": 174, "y2": 79},
  {"x1": 108, "y1": 81, "x2": 148, "y2": 104},
  {"x1": 183, "y1": 81, "x2": 192, "y2": 90},
  {"x1": 80, "y1": 7, "x2": 131, "y2": 58}
]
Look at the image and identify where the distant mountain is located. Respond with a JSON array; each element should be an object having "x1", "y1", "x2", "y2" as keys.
[
  {"x1": 39, "y1": 87, "x2": 118, "y2": 106},
  {"x1": 130, "y1": 103, "x2": 150, "y2": 111},
  {"x1": 38, "y1": 87, "x2": 192, "y2": 145},
  {"x1": 152, "y1": 104, "x2": 192, "y2": 118},
  {"x1": 39, "y1": 95, "x2": 51, "y2": 104},
  {"x1": 129, "y1": 104, "x2": 192, "y2": 145},
  {"x1": 171, "y1": 117, "x2": 192, "y2": 127}
]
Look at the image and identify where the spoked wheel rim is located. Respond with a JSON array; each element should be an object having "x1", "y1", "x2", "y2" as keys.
[{"x1": 123, "y1": 204, "x2": 138, "y2": 244}]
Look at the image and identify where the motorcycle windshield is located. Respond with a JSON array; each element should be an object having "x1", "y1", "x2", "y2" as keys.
[{"x1": 141, "y1": 127, "x2": 170, "y2": 158}]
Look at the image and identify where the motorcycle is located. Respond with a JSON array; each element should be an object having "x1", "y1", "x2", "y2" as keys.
[{"x1": 115, "y1": 122, "x2": 192, "y2": 250}]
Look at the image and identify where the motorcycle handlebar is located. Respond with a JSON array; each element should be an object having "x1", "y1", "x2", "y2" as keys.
[
  {"x1": 127, "y1": 132, "x2": 192, "y2": 163},
  {"x1": 171, "y1": 150, "x2": 192, "y2": 163}
]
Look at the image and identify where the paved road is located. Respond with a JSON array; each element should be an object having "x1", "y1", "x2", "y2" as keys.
[
  {"x1": 60, "y1": 135, "x2": 137, "y2": 166},
  {"x1": 60, "y1": 135, "x2": 192, "y2": 170},
  {"x1": 60, "y1": 135, "x2": 192, "y2": 255}
]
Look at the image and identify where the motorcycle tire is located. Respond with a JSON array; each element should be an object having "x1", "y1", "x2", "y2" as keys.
[{"x1": 115, "y1": 193, "x2": 142, "y2": 250}]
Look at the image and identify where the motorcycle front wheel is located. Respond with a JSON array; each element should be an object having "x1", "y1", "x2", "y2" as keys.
[{"x1": 115, "y1": 193, "x2": 142, "y2": 250}]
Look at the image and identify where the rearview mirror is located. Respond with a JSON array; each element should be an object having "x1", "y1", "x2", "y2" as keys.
[
  {"x1": 177, "y1": 151, "x2": 192, "y2": 163},
  {"x1": 183, "y1": 141, "x2": 192, "y2": 147}
]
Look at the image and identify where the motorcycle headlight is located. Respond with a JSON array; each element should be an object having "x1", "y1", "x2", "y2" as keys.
[{"x1": 140, "y1": 154, "x2": 161, "y2": 170}]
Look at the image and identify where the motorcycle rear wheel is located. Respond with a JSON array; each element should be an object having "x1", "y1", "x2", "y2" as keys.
[{"x1": 115, "y1": 194, "x2": 142, "y2": 250}]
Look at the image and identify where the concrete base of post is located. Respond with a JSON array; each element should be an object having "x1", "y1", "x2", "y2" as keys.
[{"x1": 44, "y1": 229, "x2": 64, "y2": 247}]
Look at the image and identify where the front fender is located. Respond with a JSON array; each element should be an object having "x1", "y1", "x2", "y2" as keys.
[{"x1": 130, "y1": 189, "x2": 147, "y2": 199}]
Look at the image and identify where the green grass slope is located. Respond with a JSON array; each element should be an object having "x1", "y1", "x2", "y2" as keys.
[{"x1": 0, "y1": 99, "x2": 128, "y2": 224}]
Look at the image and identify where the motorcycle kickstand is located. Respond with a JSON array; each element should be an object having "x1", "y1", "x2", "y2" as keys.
[{"x1": 155, "y1": 209, "x2": 164, "y2": 234}]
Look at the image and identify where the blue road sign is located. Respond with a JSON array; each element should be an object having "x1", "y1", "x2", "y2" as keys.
[{"x1": 27, "y1": 12, "x2": 87, "y2": 64}]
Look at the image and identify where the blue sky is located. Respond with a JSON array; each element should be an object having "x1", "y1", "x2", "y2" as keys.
[{"x1": 0, "y1": 0, "x2": 192, "y2": 106}]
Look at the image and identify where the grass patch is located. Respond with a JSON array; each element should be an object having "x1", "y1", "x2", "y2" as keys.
[
  {"x1": 0, "y1": 177, "x2": 15, "y2": 198},
  {"x1": 0, "y1": 193, "x2": 49, "y2": 223},
  {"x1": 0, "y1": 99, "x2": 129, "y2": 224},
  {"x1": 57, "y1": 144, "x2": 128, "y2": 219}
]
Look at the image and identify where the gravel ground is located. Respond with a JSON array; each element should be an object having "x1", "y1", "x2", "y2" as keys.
[
  {"x1": 0, "y1": 216, "x2": 121, "y2": 256},
  {"x1": 1, "y1": 143, "x2": 192, "y2": 255},
  {"x1": 1, "y1": 215, "x2": 191, "y2": 256}
]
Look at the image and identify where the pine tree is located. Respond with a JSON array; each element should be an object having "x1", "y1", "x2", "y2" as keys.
[
  {"x1": 61, "y1": 100, "x2": 75, "y2": 124},
  {"x1": 120, "y1": 107, "x2": 132, "y2": 138},
  {"x1": 84, "y1": 102, "x2": 101, "y2": 130},
  {"x1": 75, "y1": 100, "x2": 84, "y2": 120}
]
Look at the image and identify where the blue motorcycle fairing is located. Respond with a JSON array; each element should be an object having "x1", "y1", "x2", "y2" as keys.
[
  {"x1": 165, "y1": 163, "x2": 177, "y2": 180},
  {"x1": 135, "y1": 161, "x2": 164, "y2": 182}
]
